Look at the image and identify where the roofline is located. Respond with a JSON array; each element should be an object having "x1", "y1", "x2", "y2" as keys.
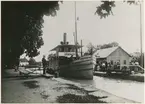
[
  {"x1": 94, "y1": 46, "x2": 119, "y2": 58},
  {"x1": 95, "y1": 46, "x2": 131, "y2": 58},
  {"x1": 108, "y1": 46, "x2": 131, "y2": 57},
  {"x1": 107, "y1": 46, "x2": 119, "y2": 57},
  {"x1": 119, "y1": 47, "x2": 131, "y2": 57}
]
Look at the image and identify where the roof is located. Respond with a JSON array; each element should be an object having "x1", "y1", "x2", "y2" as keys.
[
  {"x1": 50, "y1": 44, "x2": 82, "y2": 51},
  {"x1": 94, "y1": 46, "x2": 118, "y2": 58},
  {"x1": 19, "y1": 57, "x2": 28, "y2": 62},
  {"x1": 93, "y1": 46, "x2": 131, "y2": 58}
]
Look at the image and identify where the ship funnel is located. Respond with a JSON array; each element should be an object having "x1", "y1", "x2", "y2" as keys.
[{"x1": 63, "y1": 33, "x2": 67, "y2": 44}]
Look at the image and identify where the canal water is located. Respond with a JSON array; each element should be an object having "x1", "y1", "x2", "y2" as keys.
[{"x1": 66, "y1": 76, "x2": 144, "y2": 103}]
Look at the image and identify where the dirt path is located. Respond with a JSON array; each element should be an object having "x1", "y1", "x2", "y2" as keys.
[{"x1": 1, "y1": 77, "x2": 137, "y2": 103}]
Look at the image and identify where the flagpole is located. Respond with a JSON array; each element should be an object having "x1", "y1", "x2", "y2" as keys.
[{"x1": 74, "y1": 1, "x2": 78, "y2": 58}]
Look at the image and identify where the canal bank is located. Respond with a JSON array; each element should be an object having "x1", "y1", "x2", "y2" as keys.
[{"x1": 94, "y1": 71, "x2": 144, "y2": 82}]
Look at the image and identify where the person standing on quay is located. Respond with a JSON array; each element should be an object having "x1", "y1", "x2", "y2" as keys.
[{"x1": 42, "y1": 55, "x2": 47, "y2": 75}]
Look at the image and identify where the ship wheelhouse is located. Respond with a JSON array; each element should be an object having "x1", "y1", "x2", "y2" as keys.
[{"x1": 50, "y1": 33, "x2": 82, "y2": 58}]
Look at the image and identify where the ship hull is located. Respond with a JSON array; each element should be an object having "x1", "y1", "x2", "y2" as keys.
[{"x1": 59, "y1": 56, "x2": 94, "y2": 79}]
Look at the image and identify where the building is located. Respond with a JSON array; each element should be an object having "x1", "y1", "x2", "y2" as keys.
[
  {"x1": 19, "y1": 57, "x2": 29, "y2": 66},
  {"x1": 93, "y1": 46, "x2": 131, "y2": 69}
]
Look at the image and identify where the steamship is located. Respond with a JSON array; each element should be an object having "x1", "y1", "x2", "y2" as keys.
[
  {"x1": 48, "y1": 33, "x2": 94, "y2": 79},
  {"x1": 47, "y1": 2, "x2": 94, "y2": 79}
]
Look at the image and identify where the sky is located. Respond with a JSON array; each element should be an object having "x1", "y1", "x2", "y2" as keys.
[{"x1": 21, "y1": 1, "x2": 144, "y2": 61}]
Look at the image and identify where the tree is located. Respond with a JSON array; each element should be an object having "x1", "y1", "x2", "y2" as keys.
[
  {"x1": 85, "y1": 43, "x2": 97, "y2": 55},
  {"x1": 131, "y1": 52, "x2": 144, "y2": 68},
  {"x1": 28, "y1": 58, "x2": 36, "y2": 65},
  {"x1": 47, "y1": 54, "x2": 54, "y2": 60},
  {"x1": 95, "y1": 1, "x2": 140, "y2": 19},
  {"x1": 97, "y1": 42, "x2": 119, "y2": 49},
  {"x1": 1, "y1": 1, "x2": 60, "y2": 68},
  {"x1": 85, "y1": 42, "x2": 119, "y2": 55}
]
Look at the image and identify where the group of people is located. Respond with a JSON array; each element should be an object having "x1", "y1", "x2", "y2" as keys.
[
  {"x1": 130, "y1": 61, "x2": 139, "y2": 65},
  {"x1": 95, "y1": 61, "x2": 108, "y2": 71},
  {"x1": 95, "y1": 60, "x2": 120, "y2": 71},
  {"x1": 130, "y1": 61, "x2": 139, "y2": 72}
]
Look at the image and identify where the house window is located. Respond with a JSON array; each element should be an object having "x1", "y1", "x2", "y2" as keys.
[{"x1": 124, "y1": 60, "x2": 126, "y2": 64}]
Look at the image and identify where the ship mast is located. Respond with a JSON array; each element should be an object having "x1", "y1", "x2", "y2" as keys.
[{"x1": 74, "y1": 1, "x2": 78, "y2": 58}]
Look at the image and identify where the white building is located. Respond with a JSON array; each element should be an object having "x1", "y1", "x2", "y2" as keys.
[
  {"x1": 19, "y1": 57, "x2": 29, "y2": 66},
  {"x1": 93, "y1": 46, "x2": 131, "y2": 69}
]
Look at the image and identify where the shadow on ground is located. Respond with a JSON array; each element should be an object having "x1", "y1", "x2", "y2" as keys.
[
  {"x1": 22, "y1": 80, "x2": 40, "y2": 89},
  {"x1": 55, "y1": 83, "x2": 107, "y2": 103},
  {"x1": 57, "y1": 93, "x2": 107, "y2": 103}
]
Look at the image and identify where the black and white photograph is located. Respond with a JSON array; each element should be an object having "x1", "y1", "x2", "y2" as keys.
[{"x1": 1, "y1": 0, "x2": 144, "y2": 103}]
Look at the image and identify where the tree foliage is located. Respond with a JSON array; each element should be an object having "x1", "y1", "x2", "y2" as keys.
[
  {"x1": 95, "y1": 0, "x2": 140, "y2": 19},
  {"x1": 97, "y1": 42, "x2": 119, "y2": 49},
  {"x1": 85, "y1": 43, "x2": 97, "y2": 55},
  {"x1": 2, "y1": 1, "x2": 60, "y2": 68},
  {"x1": 85, "y1": 42, "x2": 119, "y2": 55},
  {"x1": 28, "y1": 58, "x2": 37, "y2": 65},
  {"x1": 130, "y1": 52, "x2": 144, "y2": 67},
  {"x1": 95, "y1": 1, "x2": 116, "y2": 19}
]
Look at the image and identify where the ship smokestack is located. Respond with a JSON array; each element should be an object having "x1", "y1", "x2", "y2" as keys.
[{"x1": 63, "y1": 33, "x2": 67, "y2": 44}]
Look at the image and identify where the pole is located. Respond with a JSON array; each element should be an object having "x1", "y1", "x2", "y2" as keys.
[
  {"x1": 81, "y1": 40, "x2": 83, "y2": 57},
  {"x1": 140, "y1": 2, "x2": 143, "y2": 68},
  {"x1": 73, "y1": 32, "x2": 76, "y2": 45},
  {"x1": 74, "y1": 1, "x2": 78, "y2": 58}
]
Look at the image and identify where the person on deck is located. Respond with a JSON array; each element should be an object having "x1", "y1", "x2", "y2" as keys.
[{"x1": 42, "y1": 55, "x2": 47, "y2": 75}]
